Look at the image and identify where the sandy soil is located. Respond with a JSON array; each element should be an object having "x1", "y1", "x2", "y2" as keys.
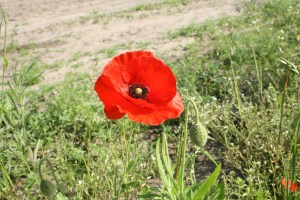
[{"x1": 0, "y1": 0, "x2": 242, "y2": 86}]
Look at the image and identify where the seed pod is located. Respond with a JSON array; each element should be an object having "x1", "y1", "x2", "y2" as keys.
[
  {"x1": 40, "y1": 179, "x2": 56, "y2": 197},
  {"x1": 188, "y1": 121, "x2": 208, "y2": 147}
]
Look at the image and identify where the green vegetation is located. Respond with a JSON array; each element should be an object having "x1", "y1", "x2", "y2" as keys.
[
  {"x1": 98, "y1": 42, "x2": 133, "y2": 58},
  {"x1": 168, "y1": 0, "x2": 300, "y2": 199},
  {"x1": 131, "y1": 0, "x2": 190, "y2": 12},
  {"x1": 1, "y1": 0, "x2": 300, "y2": 199},
  {"x1": 79, "y1": 0, "x2": 189, "y2": 25},
  {"x1": 80, "y1": 11, "x2": 113, "y2": 24}
]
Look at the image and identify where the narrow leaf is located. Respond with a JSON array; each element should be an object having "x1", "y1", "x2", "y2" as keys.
[
  {"x1": 56, "y1": 192, "x2": 68, "y2": 200},
  {"x1": 138, "y1": 193, "x2": 161, "y2": 199},
  {"x1": 211, "y1": 181, "x2": 225, "y2": 200},
  {"x1": 2, "y1": 109, "x2": 13, "y2": 127},
  {"x1": 121, "y1": 181, "x2": 140, "y2": 190},
  {"x1": 156, "y1": 138, "x2": 170, "y2": 190},
  {"x1": 3, "y1": 57, "x2": 8, "y2": 70},
  {"x1": 23, "y1": 60, "x2": 36, "y2": 79},
  {"x1": 161, "y1": 132, "x2": 174, "y2": 179},
  {"x1": 5, "y1": 92, "x2": 19, "y2": 114},
  {"x1": 126, "y1": 159, "x2": 137, "y2": 174},
  {"x1": 192, "y1": 164, "x2": 221, "y2": 200},
  {"x1": 7, "y1": 82, "x2": 18, "y2": 99}
]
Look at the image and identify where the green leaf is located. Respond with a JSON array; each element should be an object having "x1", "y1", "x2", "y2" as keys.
[
  {"x1": 156, "y1": 137, "x2": 176, "y2": 199},
  {"x1": 126, "y1": 159, "x2": 137, "y2": 174},
  {"x1": 5, "y1": 92, "x2": 19, "y2": 114},
  {"x1": 121, "y1": 181, "x2": 140, "y2": 190},
  {"x1": 185, "y1": 182, "x2": 202, "y2": 196},
  {"x1": 0, "y1": 56, "x2": 7, "y2": 67},
  {"x1": 7, "y1": 82, "x2": 19, "y2": 101},
  {"x1": 2, "y1": 108, "x2": 13, "y2": 127},
  {"x1": 211, "y1": 181, "x2": 225, "y2": 200},
  {"x1": 192, "y1": 164, "x2": 221, "y2": 200},
  {"x1": 22, "y1": 60, "x2": 37, "y2": 80},
  {"x1": 161, "y1": 132, "x2": 174, "y2": 179},
  {"x1": 156, "y1": 138, "x2": 170, "y2": 190},
  {"x1": 3, "y1": 57, "x2": 8, "y2": 70},
  {"x1": 176, "y1": 144, "x2": 185, "y2": 194},
  {"x1": 56, "y1": 192, "x2": 68, "y2": 200},
  {"x1": 25, "y1": 71, "x2": 42, "y2": 87},
  {"x1": 138, "y1": 193, "x2": 162, "y2": 199}
]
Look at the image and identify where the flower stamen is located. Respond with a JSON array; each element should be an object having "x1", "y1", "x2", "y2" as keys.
[
  {"x1": 129, "y1": 84, "x2": 149, "y2": 99},
  {"x1": 135, "y1": 88, "x2": 143, "y2": 95}
]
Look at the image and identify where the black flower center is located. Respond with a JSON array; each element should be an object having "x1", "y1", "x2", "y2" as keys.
[{"x1": 129, "y1": 84, "x2": 149, "y2": 99}]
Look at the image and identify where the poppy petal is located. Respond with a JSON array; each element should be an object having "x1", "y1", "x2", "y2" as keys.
[
  {"x1": 95, "y1": 74, "x2": 155, "y2": 117},
  {"x1": 104, "y1": 105, "x2": 125, "y2": 119},
  {"x1": 101, "y1": 62, "x2": 128, "y2": 93},
  {"x1": 112, "y1": 51, "x2": 154, "y2": 67},
  {"x1": 124, "y1": 56, "x2": 177, "y2": 104},
  {"x1": 127, "y1": 92, "x2": 184, "y2": 126},
  {"x1": 95, "y1": 75, "x2": 124, "y2": 107},
  {"x1": 95, "y1": 75, "x2": 126, "y2": 119}
]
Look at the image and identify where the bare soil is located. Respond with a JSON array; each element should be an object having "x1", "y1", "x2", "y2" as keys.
[{"x1": 1, "y1": 0, "x2": 241, "y2": 86}]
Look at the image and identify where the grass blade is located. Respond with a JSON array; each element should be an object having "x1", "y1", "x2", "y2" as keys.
[{"x1": 6, "y1": 91, "x2": 19, "y2": 114}]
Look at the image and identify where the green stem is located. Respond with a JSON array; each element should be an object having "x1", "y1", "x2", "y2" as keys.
[
  {"x1": 226, "y1": 37, "x2": 243, "y2": 119},
  {"x1": 252, "y1": 45, "x2": 263, "y2": 104},
  {"x1": 189, "y1": 99, "x2": 200, "y2": 124},
  {"x1": 179, "y1": 101, "x2": 189, "y2": 194},
  {"x1": 201, "y1": 149, "x2": 218, "y2": 166},
  {"x1": 177, "y1": 98, "x2": 201, "y2": 195},
  {"x1": 277, "y1": 70, "x2": 290, "y2": 146}
]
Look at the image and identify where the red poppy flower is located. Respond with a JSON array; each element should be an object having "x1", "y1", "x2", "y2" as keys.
[
  {"x1": 94, "y1": 51, "x2": 184, "y2": 126},
  {"x1": 281, "y1": 178, "x2": 298, "y2": 192}
]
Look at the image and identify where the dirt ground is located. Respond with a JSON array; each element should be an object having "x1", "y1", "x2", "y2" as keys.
[{"x1": 0, "y1": 0, "x2": 241, "y2": 86}]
